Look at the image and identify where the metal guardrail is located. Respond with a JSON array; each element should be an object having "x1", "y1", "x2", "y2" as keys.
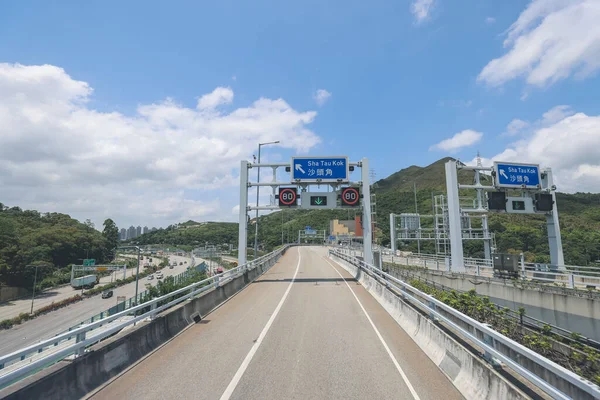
[
  {"x1": 388, "y1": 265, "x2": 600, "y2": 350},
  {"x1": 371, "y1": 250, "x2": 600, "y2": 290},
  {"x1": 330, "y1": 249, "x2": 600, "y2": 400},
  {"x1": 0, "y1": 246, "x2": 288, "y2": 389},
  {"x1": 69, "y1": 258, "x2": 204, "y2": 330}
]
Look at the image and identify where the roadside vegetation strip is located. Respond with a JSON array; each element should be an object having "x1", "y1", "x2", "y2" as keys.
[{"x1": 408, "y1": 279, "x2": 600, "y2": 386}]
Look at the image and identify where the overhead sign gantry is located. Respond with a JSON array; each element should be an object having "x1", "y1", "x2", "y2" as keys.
[
  {"x1": 445, "y1": 159, "x2": 564, "y2": 273},
  {"x1": 238, "y1": 156, "x2": 373, "y2": 266}
]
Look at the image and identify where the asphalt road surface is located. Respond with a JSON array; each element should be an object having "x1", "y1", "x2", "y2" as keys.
[
  {"x1": 89, "y1": 246, "x2": 463, "y2": 400},
  {"x1": 0, "y1": 255, "x2": 192, "y2": 357},
  {"x1": 0, "y1": 254, "x2": 164, "y2": 322}
]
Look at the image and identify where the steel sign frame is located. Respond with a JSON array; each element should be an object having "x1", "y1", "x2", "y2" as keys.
[
  {"x1": 493, "y1": 161, "x2": 541, "y2": 189},
  {"x1": 290, "y1": 156, "x2": 349, "y2": 183},
  {"x1": 278, "y1": 187, "x2": 297, "y2": 207}
]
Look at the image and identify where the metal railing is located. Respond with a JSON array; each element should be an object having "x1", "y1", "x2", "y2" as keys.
[
  {"x1": 329, "y1": 249, "x2": 600, "y2": 400},
  {"x1": 358, "y1": 248, "x2": 600, "y2": 290},
  {"x1": 0, "y1": 246, "x2": 288, "y2": 389},
  {"x1": 69, "y1": 260, "x2": 204, "y2": 329},
  {"x1": 388, "y1": 265, "x2": 600, "y2": 350}
]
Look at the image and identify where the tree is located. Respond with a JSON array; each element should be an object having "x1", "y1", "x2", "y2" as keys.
[{"x1": 102, "y1": 219, "x2": 119, "y2": 260}]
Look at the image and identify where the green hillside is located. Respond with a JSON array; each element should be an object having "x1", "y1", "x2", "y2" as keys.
[
  {"x1": 131, "y1": 222, "x2": 239, "y2": 248},
  {"x1": 0, "y1": 204, "x2": 117, "y2": 289}
]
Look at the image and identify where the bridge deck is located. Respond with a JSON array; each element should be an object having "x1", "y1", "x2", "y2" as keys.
[{"x1": 88, "y1": 247, "x2": 462, "y2": 400}]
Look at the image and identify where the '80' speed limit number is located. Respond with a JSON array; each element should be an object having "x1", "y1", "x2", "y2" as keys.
[
  {"x1": 341, "y1": 187, "x2": 360, "y2": 207},
  {"x1": 278, "y1": 187, "x2": 298, "y2": 207}
]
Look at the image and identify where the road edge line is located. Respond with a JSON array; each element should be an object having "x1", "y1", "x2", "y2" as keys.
[{"x1": 323, "y1": 255, "x2": 421, "y2": 400}]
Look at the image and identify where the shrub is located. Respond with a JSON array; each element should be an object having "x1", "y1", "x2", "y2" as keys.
[{"x1": 0, "y1": 319, "x2": 13, "y2": 329}]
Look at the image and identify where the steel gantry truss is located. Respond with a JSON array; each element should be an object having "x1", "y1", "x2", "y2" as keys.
[
  {"x1": 389, "y1": 194, "x2": 494, "y2": 258},
  {"x1": 238, "y1": 158, "x2": 374, "y2": 266}
]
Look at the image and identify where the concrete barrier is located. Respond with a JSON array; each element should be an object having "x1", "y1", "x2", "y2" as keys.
[
  {"x1": 0, "y1": 253, "x2": 281, "y2": 400},
  {"x1": 331, "y1": 254, "x2": 531, "y2": 400}
]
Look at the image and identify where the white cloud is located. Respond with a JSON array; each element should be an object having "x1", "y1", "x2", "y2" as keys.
[
  {"x1": 486, "y1": 17, "x2": 496, "y2": 24},
  {"x1": 411, "y1": 0, "x2": 435, "y2": 23},
  {"x1": 313, "y1": 89, "x2": 332, "y2": 106},
  {"x1": 505, "y1": 119, "x2": 530, "y2": 136},
  {"x1": 472, "y1": 106, "x2": 600, "y2": 192},
  {"x1": 430, "y1": 129, "x2": 483, "y2": 152},
  {"x1": 478, "y1": 0, "x2": 600, "y2": 87},
  {"x1": 502, "y1": 105, "x2": 573, "y2": 136},
  {"x1": 197, "y1": 86, "x2": 233, "y2": 110},
  {"x1": 0, "y1": 63, "x2": 321, "y2": 228},
  {"x1": 541, "y1": 105, "x2": 574, "y2": 124}
]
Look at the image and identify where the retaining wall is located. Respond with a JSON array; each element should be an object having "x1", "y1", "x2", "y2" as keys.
[{"x1": 0, "y1": 287, "x2": 30, "y2": 303}]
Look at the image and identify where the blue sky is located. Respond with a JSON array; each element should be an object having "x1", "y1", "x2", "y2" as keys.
[{"x1": 1, "y1": 0, "x2": 600, "y2": 227}]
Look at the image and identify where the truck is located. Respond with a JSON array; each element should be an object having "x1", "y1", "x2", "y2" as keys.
[{"x1": 71, "y1": 275, "x2": 98, "y2": 289}]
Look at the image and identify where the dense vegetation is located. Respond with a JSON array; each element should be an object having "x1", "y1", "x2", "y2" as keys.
[
  {"x1": 131, "y1": 222, "x2": 239, "y2": 248},
  {"x1": 408, "y1": 277, "x2": 600, "y2": 384},
  {"x1": 0, "y1": 203, "x2": 120, "y2": 290}
]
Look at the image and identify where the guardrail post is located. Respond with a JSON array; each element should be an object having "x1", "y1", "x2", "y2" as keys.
[
  {"x1": 428, "y1": 299, "x2": 437, "y2": 322},
  {"x1": 476, "y1": 264, "x2": 480, "y2": 276},
  {"x1": 75, "y1": 331, "x2": 86, "y2": 357},
  {"x1": 568, "y1": 274, "x2": 575, "y2": 289},
  {"x1": 481, "y1": 324, "x2": 501, "y2": 367},
  {"x1": 150, "y1": 302, "x2": 157, "y2": 320},
  {"x1": 445, "y1": 257, "x2": 451, "y2": 272}
]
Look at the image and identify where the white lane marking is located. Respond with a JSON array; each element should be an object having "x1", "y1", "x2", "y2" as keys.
[
  {"x1": 323, "y1": 256, "x2": 421, "y2": 400},
  {"x1": 220, "y1": 247, "x2": 302, "y2": 400}
]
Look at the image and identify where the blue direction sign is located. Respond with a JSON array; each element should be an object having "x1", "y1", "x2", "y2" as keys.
[
  {"x1": 494, "y1": 162, "x2": 541, "y2": 189},
  {"x1": 291, "y1": 156, "x2": 349, "y2": 182}
]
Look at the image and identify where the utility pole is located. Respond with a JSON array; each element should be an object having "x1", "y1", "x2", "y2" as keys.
[{"x1": 414, "y1": 182, "x2": 420, "y2": 254}]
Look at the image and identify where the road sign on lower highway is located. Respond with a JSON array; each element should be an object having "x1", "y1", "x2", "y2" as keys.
[
  {"x1": 291, "y1": 156, "x2": 348, "y2": 182},
  {"x1": 494, "y1": 162, "x2": 541, "y2": 189}
]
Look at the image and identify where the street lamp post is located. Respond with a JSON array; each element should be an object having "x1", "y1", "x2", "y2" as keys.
[
  {"x1": 27, "y1": 263, "x2": 49, "y2": 315},
  {"x1": 254, "y1": 140, "x2": 279, "y2": 259},
  {"x1": 117, "y1": 245, "x2": 141, "y2": 309}
]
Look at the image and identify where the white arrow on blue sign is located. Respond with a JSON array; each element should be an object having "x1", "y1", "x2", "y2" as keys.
[
  {"x1": 291, "y1": 156, "x2": 349, "y2": 182},
  {"x1": 494, "y1": 161, "x2": 541, "y2": 189}
]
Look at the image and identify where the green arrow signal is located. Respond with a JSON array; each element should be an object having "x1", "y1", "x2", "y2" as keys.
[{"x1": 315, "y1": 197, "x2": 323, "y2": 205}]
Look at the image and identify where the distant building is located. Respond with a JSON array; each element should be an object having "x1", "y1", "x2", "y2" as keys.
[
  {"x1": 127, "y1": 225, "x2": 136, "y2": 239},
  {"x1": 151, "y1": 227, "x2": 157, "y2": 232},
  {"x1": 120, "y1": 228, "x2": 127, "y2": 240},
  {"x1": 136, "y1": 226, "x2": 142, "y2": 237},
  {"x1": 143, "y1": 226, "x2": 149, "y2": 234}
]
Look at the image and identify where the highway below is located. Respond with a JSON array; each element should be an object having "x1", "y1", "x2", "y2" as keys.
[
  {"x1": 0, "y1": 255, "x2": 192, "y2": 358},
  {"x1": 0, "y1": 254, "x2": 163, "y2": 322},
  {"x1": 89, "y1": 246, "x2": 463, "y2": 400}
]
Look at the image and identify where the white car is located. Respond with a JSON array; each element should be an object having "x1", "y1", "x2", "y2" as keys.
[
  {"x1": 147, "y1": 274, "x2": 154, "y2": 280},
  {"x1": 156, "y1": 273, "x2": 163, "y2": 280}
]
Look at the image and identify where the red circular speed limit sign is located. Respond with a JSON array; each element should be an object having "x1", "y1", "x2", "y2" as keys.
[
  {"x1": 278, "y1": 188, "x2": 297, "y2": 206},
  {"x1": 341, "y1": 187, "x2": 360, "y2": 206}
]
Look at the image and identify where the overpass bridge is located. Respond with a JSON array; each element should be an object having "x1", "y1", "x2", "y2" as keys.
[
  {"x1": 86, "y1": 247, "x2": 456, "y2": 400},
  {"x1": 2, "y1": 246, "x2": 599, "y2": 400}
]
